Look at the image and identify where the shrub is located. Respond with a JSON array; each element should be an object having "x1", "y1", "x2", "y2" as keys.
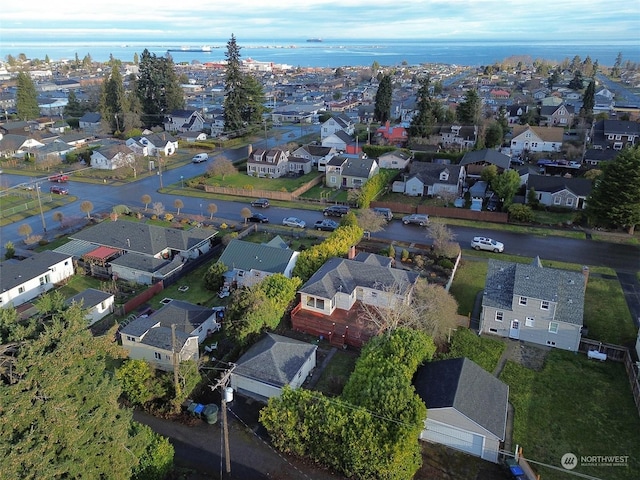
[
  {"x1": 401, "y1": 249, "x2": 410, "y2": 262},
  {"x1": 164, "y1": 213, "x2": 174, "y2": 222},
  {"x1": 508, "y1": 203, "x2": 534, "y2": 222},
  {"x1": 438, "y1": 258, "x2": 454, "y2": 270}
]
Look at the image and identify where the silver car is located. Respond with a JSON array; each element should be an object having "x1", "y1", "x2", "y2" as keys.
[
  {"x1": 282, "y1": 216, "x2": 306, "y2": 228},
  {"x1": 470, "y1": 236, "x2": 504, "y2": 253}
]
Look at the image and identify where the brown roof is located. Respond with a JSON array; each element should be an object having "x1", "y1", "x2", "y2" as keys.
[{"x1": 512, "y1": 124, "x2": 564, "y2": 143}]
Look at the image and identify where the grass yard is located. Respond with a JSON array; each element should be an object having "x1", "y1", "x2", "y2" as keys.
[
  {"x1": 56, "y1": 274, "x2": 107, "y2": 297},
  {"x1": 583, "y1": 277, "x2": 636, "y2": 345},
  {"x1": 205, "y1": 171, "x2": 321, "y2": 192},
  {"x1": 449, "y1": 258, "x2": 488, "y2": 316},
  {"x1": 501, "y1": 351, "x2": 640, "y2": 480},
  {"x1": 312, "y1": 349, "x2": 358, "y2": 396},
  {"x1": 441, "y1": 328, "x2": 506, "y2": 373}
]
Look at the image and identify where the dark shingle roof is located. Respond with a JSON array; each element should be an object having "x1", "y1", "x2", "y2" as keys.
[
  {"x1": 0, "y1": 251, "x2": 72, "y2": 293},
  {"x1": 69, "y1": 221, "x2": 216, "y2": 255},
  {"x1": 527, "y1": 175, "x2": 592, "y2": 197},
  {"x1": 341, "y1": 157, "x2": 377, "y2": 178},
  {"x1": 414, "y1": 358, "x2": 509, "y2": 440},
  {"x1": 299, "y1": 253, "x2": 419, "y2": 298},
  {"x1": 460, "y1": 149, "x2": 511, "y2": 170},
  {"x1": 483, "y1": 258, "x2": 585, "y2": 325},
  {"x1": 234, "y1": 333, "x2": 317, "y2": 387},
  {"x1": 408, "y1": 162, "x2": 463, "y2": 186},
  {"x1": 218, "y1": 239, "x2": 296, "y2": 274},
  {"x1": 64, "y1": 288, "x2": 113, "y2": 308}
]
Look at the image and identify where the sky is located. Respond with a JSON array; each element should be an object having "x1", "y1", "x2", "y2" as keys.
[{"x1": 2, "y1": 0, "x2": 639, "y2": 43}]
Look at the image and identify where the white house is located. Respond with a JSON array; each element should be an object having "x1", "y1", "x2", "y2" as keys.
[
  {"x1": 320, "y1": 114, "x2": 355, "y2": 140},
  {"x1": 119, "y1": 300, "x2": 223, "y2": 371},
  {"x1": 230, "y1": 333, "x2": 317, "y2": 401},
  {"x1": 402, "y1": 163, "x2": 465, "y2": 197},
  {"x1": 377, "y1": 149, "x2": 412, "y2": 169},
  {"x1": 163, "y1": 110, "x2": 206, "y2": 133},
  {"x1": 0, "y1": 251, "x2": 74, "y2": 308},
  {"x1": 64, "y1": 288, "x2": 115, "y2": 326},
  {"x1": 414, "y1": 358, "x2": 509, "y2": 463},
  {"x1": 510, "y1": 124, "x2": 564, "y2": 155},
  {"x1": 90, "y1": 144, "x2": 136, "y2": 170},
  {"x1": 136, "y1": 133, "x2": 179, "y2": 156}
]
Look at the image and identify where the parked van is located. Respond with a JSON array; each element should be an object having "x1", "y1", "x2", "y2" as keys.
[
  {"x1": 372, "y1": 207, "x2": 393, "y2": 221},
  {"x1": 192, "y1": 153, "x2": 208, "y2": 163}
]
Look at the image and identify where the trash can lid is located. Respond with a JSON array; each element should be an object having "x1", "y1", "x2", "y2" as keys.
[{"x1": 193, "y1": 404, "x2": 205, "y2": 415}]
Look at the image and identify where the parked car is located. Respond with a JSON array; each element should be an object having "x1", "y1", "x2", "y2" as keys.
[
  {"x1": 314, "y1": 219, "x2": 339, "y2": 231},
  {"x1": 470, "y1": 236, "x2": 504, "y2": 253},
  {"x1": 50, "y1": 186, "x2": 69, "y2": 195},
  {"x1": 247, "y1": 213, "x2": 269, "y2": 223},
  {"x1": 251, "y1": 198, "x2": 270, "y2": 208},
  {"x1": 372, "y1": 207, "x2": 393, "y2": 221},
  {"x1": 323, "y1": 205, "x2": 350, "y2": 217},
  {"x1": 402, "y1": 214, "x2": 429, "y2": 226},
  {"x1": 192, "y1": 153, "x2": 208, "y2": 163},
  {"x1": 510, "y1": 157, "x2": 525, "y2": 166},
  {"x1": 49, "y1": 173, "x2": 69, "y2": 182},
  {"x1": 282, "y1": 217, "x2": 306, "y2": 228},
  {"x1": 487, "y1": 195, "x2": 501, "y2": 212}
]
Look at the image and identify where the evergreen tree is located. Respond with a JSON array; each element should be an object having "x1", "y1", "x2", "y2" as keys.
[
  {"x1": 64, "y1": 90, "x2": 84, "y2": 118},
  {"x1": 16, "y1": 71, "x2": 39, "y2": 120},
  {"x1": 456, "y1": 88, "x2": 481, "y2": 125},
  {"x1": 240, "y1": 73, "x2": 265, "y2": 127},
  {"x1": 548, "y1": 69, "x2": 560, "y2": 88},
  {"x1": 484, "y1": 122, "x2": 504, "y2": 148},
  {"x1": 100, "y1": 64, "x2": 128, "y2": 133},
  {"x1": 374, "y1": 74, "x2": 393, "y2": 123},
  {"x1": 587, "y1": 147, "x2": 640, "y2": 234},
  {"x1": 223, "y1": 34, "x2": 245, "y2": 136},
  {"x1": 136, "y1": 49, "x2": 184, "y2": 127},
  {"x1": 611, "y1": 52, "x2": 623, "y2": 78},
  {"x1": 0, "y1": 301, "x2": 174, "y2": 478},
  {"x1": 568, "y1": 71, "x2": 584, "y2": 90},
  {"x1": 409, "y1": 76, "x2": 439, "y2": 139},
  {"x1": 580, "y1": 80, "x2": 595, "y2": 119}
]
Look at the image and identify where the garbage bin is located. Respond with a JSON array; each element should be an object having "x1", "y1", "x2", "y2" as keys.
[{"x1": 203, "y1": 404, "x2": 219, "y2": 424}]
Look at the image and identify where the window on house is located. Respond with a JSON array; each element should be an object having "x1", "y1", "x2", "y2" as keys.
[
  {"x1": 306, "y1": 296, "x2": 315, "y2": 307},
  {"x1": 64, "y1": 261, "x2": 69, "y2": 266},
  {"x1": 541, "y1": 301, "x2": 549, "y2": 310},
  {"x1": 316, "y1": 299, "x2": 324, "y2": 309},
  {"x1": 566, "y1": 198, "x2": 574, "y2": 206},
  {"x1": 489, "y1": 328, "x2": 498, "y2": 333},
  {"x1": 198, "y1": 326, "x2": 203, "y2": 333},
  {"x1": 126, "y1": 336, "x2": 135, "y2": 342},
  {"x1": 519, "y1": 297, "x2": 528, "y2": 306},
  {"x1": 100, "y1": 301, "x2": 106, "y2": 310},
  {"x1": 549, "y1": 322, "x2": 559, "y2": 334},
  {"x1": 554, "y1": 197, "x2": 561, "y2": 205},
  {"x1": 18, "y1": 286, "x2": 25, "y2": 294},
  {"x1": 546, "y1": 340, "x2": 556, "y2": 346},
  {"x1": 495, "y1": 311, "x2": 504, "y2": 322},
  {"x1": 330, "y1": 176, "x2": 336, "y2": 184},
  {"x1": 154, "y1": 352, "x2": 162, "y2": 360},
  {"x1": 371, "y1": 292, "x2": 377, "y2": 298},
  {"x1": 525, "y1": 317, "x2": 535, "y2": 327},
  {"x1": 39, "y1": 276, "x2": 46, "y2": 285}
]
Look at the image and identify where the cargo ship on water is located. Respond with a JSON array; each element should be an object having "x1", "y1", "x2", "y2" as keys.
[
  {"x1": 306, "y1": 38, "x2": 323, "y2": 43},
  {"x1": 167, "y1": 45, "x2": 213, "y2": 52}
]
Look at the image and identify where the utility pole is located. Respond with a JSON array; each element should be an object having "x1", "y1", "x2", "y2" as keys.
[
  {"x1": 171, "y1": 324, "x2": 180, "y2": 400},
  {"x1": 35, "y1": 183, "x2": 47, "y2": 233},
  {"x1": 210, "y1": 364, "x2": 236, "y2": 475}
]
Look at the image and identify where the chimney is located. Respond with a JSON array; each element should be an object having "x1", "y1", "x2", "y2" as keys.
[
  {"x1": 348, "y1": 245, "x2": 356, "y2": 259},
  {"x1": 582, "y1": 266, "x2": 589, "y2": 291}
]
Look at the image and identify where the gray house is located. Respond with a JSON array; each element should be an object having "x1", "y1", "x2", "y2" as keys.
[
  {"x1": 414, "y1": 357, "x2": 509, "y2": 463},
  {"x1": 325, "y1": 155, "x2": 379, "y2": 188},
  {"x1": 402, "y1": 163, "x2": 465, "y2": 197},
  {"x1": 526, "y1": 176, "x2": 592, "y2": 210},
  {"x1": 64, "y1": 288, "x2": 115, "y2": 326},
  {"x1": 480, "y1": 258, "x2": 587, "y2": 351},
  {"x1": 230, "y1": 333, "x2": 317, "y2": 401}
]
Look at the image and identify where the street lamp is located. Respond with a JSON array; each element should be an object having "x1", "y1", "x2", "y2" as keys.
[
  {"x1": 35, "y1": 183, "x2": 47, "y2": 233},
  {"x1": 180, "y1": 176, "x2": 184, "y2": 188}
]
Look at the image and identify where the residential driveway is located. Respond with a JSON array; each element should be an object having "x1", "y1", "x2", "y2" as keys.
[{"x1": 134, "y1": 398, "x2": 343, "y2": 480}]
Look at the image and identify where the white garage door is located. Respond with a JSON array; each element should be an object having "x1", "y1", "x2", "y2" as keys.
[{"x1": 422, "y1": 420, "x2": 484, "y2": 458}]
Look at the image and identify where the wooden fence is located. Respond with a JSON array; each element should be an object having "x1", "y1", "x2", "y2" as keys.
[
  {"x1": 370, "y1": 200, "x2": 509, "y2": 223},
  {"x1": 579, "y1": 337, "x2": 640, "y2": 416}
]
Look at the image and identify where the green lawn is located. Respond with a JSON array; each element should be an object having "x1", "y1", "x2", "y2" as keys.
[
  {"x1": 583, "y1": 277, "x2": 636, "y2": 344},
  {"x1": 501, "y1": 351, "x2": 640, "y2": 480},
  {"x1": 441, "y1": 328, "x2": 506, "y2": 373},
  {"x1": 449, "y1": 258, "x2": 488, "y2": 316},
  {"x1": 312, "y1": 350, "x2": 358, "y2": 396},
  {"x1": 204, "y1": 171, "x2": 321, "y2": 192}
]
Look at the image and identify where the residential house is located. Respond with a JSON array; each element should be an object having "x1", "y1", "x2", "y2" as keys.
[
  {"x1": 591, "y1": 120, "x2": 640, "y2": 151},
  {"x1": 292, "y1": 144, "x2": 337, "y2": 171},
  {"x1": 120, "y1": 300, "x2": 222, "y2": 370},
  {"x1": 78, "y1": 112, "x2": 102, "y2": 133},
  {"x1": 0, "y1": 251, "x2": 74, "y2": 308},
  {"x1": 479, "y1": 257, "x2": 587, "y2": 351},
  {"x1": 125, "y1": 137, "x2": 149, "y2": 156},
  {"x1": 66, "y1": 221, "x2": 217, "y2": 285},
  {"x1": 539, "y1": 103, "x2": 575, "y2": 127},
  {"x1": 135, "y1": 133, "x2": 179, "y2": 156},
  {"x1": 33, "y1": 141, "x2": 75, "y2": 162},
  {"x1": 414, "y1": 357, "x2": 509, "y2": 463},
  {"x1": 321, "y1": 130, "x2": 355, "y2": 152},
  {"x1": 217, "y1": 238, "x2": 299, "y2": 288},
  {"x1": 377, "y1": 149, "x2": 412, "y2": 170},
  {"x1": 90, "y1": 144, "x2": 136, "y2": 170},
  {"x1": 402, "y1": 163, "x2": 465, "y2": 197},
  {"x1": 64, "y1": 288, "x2": 115, "y2": 326},
  {"x1": 375, "y1": 121, "x2": 408, "y2": 147},
  {"x1": 325, "y1": 155, "x2": 379, "y2": 189},
  {"x1": 58, "y1": 132, "x2": 93, "y2": 147},
  {"x1": 163, "y1": 109, "x2": 206, "y2": 133},
  {"x1": 178, "y1": 131, "x2": 208, "y2": 143},
  {"x1": 286, "y1": 155, "x2": 313, "y2": 175},
  {"x1": 230, "y1": 333, "x2": 317, "y2": 401},
  {"x1": 320, "y1": 114, "x2": 355, "y2": 140},
  {"x1": 436, "y1": 125, "x2": 477, "y2": 149},
  {"x1": 0, "y1": 134, "x2": 44, "y2": 157},
  {"x1": 291, "y1": 252, "x2": 420, "y2": 348},
  {"x1": 459, "y1": 148, "x2": 511, "y2": 177},
  {"x1": 593, "y1": 93, "x2": 615, "y2": 115},
  {"x1": 583, "y1": 148, "x2": 618, "y2": 166},
  {"x1": 510, "y1": 124, "x2": 564, "y2": 155},
  {"x1": 526, "y1": 175, "x2": 592, "y2": 210},
  {"x1": 247, "y1": 148, "x2": 289, "y2": 178},
  {"x1": 506, "y1": 105, "x2": 529, "y2": 124}
]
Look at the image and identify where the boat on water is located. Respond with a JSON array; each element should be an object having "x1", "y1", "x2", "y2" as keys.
[
  {"x1": 306, "y1": 38, "x2": 323, "y2": 43},
  {"x1": 167, "y1": 45, "x2": 213, "y2": 52}
]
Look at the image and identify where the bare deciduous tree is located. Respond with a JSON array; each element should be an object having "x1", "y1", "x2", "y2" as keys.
[
  {"x1": 358, "y1": 279, "x2": 459, "y2": 344},
  {"x1": 152, "y1": 202, "x2": 165, "y2": 217},
  {"x1": 357, "y1": 209, "x2": 387, "y2": 233},
  {"x1": 18, "y1": 223, "x2": 32, "y2": 240},
  {"x1": 206, "y1": 156, "x2": 237, "y2": 180},
  {"x1": 141, "y1": 194, "x2": 151, "y2": 211},
  {"x1": 426, "y1": 222, "x2": 460, "y2": 258},
  {"x1": 240, "y1": 207, "x2": 252, "y2": 224},
  {"x1": 80, "y1": 201, "x2": 93, "y2": 219},
  {"x1": 53, "y1": 211, "x2": 64, "y2": 226},
  {"x1": 207, "y1": 203, "x2": 218, "y2": 220},
  {"x1": 174, "y1": 199, "x2": 184, "y2": 215}
]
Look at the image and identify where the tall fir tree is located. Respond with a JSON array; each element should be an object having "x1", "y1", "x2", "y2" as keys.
[
  {"x1": 456, "y1": 89, "x2": 481, "y2": 126},
  {"x1": 587, "y1": 147, "x2": 640, "y2": 234},
  {"x1": 223, "y1": 34, "x2": 245, "y2": 135},
  {"x1": 580, "y1": 80, "x2": 595, "y2": 120},
  {"x1": 16, "y1": 71, "x2": 39, "y2": 120},
  {"x1": 409, "y1": 76, "x2": 439, "y2": 139},
  {"x1": 136, "y1": 50, "x2": 184, "y2": 127},
  {"x1": 100, "y1": 64, "x2": 128, "y2": 133},
  {"x1": 374, "y1": 74, "x2": 393, "y2": 123},
  {"x1": 240, "y1": 73, "x2": 265, "y2": 127}
]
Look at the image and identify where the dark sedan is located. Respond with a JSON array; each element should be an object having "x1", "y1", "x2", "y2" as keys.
[
  {"x1": 314, "y1": 219, "x2": 339, "y2": 231},
  {"x1": 247, "y1": 213, "x2": 269, "y2": 223}
]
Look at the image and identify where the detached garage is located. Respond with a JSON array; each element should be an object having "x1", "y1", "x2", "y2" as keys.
[
  {"x1": 230, "y1": 333, "x2": 317, "y2": 402},
  {"x1": 413, "y1": 357, "x2": 509, "y2": 463}
]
